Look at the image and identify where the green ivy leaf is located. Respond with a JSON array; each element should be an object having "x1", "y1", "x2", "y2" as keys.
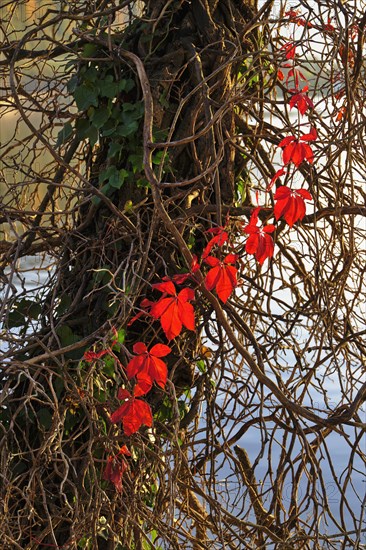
[
  {"x1": 98, "y1": 75, "x2": 119, "y2": 98},
  {"x1": 118, "y1": 78, "x2": 135, "y2": 93},
  {"x1": 91, "y1": 105, "x2": 111, "y2": 129},
  {"x1": 67, "y1": 74, "x2": 79, "y2": 93},
  {"x1": 74, "y1": 83, "x2": 99, "y2": 110},
  {"x1": 116, "y1": 120, "x2": 138, "y2": 137},
  {"x1": 75, "y1": 119, "x2": 98, "y2": 145},
  {"x1": 107, "y1": 141, "x2": 122, "y2": 158}
]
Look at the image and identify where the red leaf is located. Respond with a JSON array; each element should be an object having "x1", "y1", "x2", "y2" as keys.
[
  {"x1": 202, "y1": 227, "x2": 229, "y2": 259},
  {"x1": 150, "y1": 283, "x2": 195, "y2": 340},
  {"x1": 274, "y1": 186, "x2": 313, "y2": 226},
  {"x1": 103, "y1": 455, "x2": 128, "y2": 492},
  {"x1": 267, "y1": 168, "x2": 286, "y2": 191},
  {"x1": 119, "y1": 445, "x2": 131, "y2": 456},
  {"x1": 281, "y1": 42, "x2": 296, "y2": 59},
  {"x1": 179, "y1": 301, "x2": 195, "y2": 331},
  {"x1": 122, "y1": 399, "x2": 153, "y2": 436},
  {"x1": 110, "y1": 389, "x2": 153, "y2": 435},
  {"x1": 159, "y1": 301, "x2": 183, "y2": 341},
  {"x1": 300, "y1": 127, "x2": 317, "y2": 142},
  {"x1": 150, "y1": 343, "x2": 171, "y2": 357},
  {"x1": 134, "y1": 372, "x2": 153, "y2": 396},
  {"x1": 153, "y1": 280, "x2": 176, "y2": 295},
  {"x1": 126, "y1": 342, "x2": 171, "y2": 389},
  {"x1": 127, "y1": 298, "x2": 154, "y2": 326},
  {"x1": 83, "y1": 349, "x2": 108, "y2": 362},
  {"x1": 279, "y1": 129, "x2": 316, "y2": 167},
  {"x1": 289, "y1": 88, "x2": 314, "y2": 115},
  {"x1": 133, "y1": 342, "x2": 148, "y2": 355},
  {"x1": 243, "y1": 221, "x2": 275, "y2": 265},
  {"x1": 204, "y1": 254, "x2": 238, "y2": 303}
]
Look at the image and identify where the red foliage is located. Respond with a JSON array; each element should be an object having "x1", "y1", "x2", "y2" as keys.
[
  {"x1": 163, "y1": 255, "x2": 200, "y2": 285},
  {"x1": 110, "y1": 388, "x2": 153, "y2": 436},
  {"x1": 267, "y1": 167, "x2": 286, "y2": 191},
  {"x1": 204, "y1": 254, "x2": 238, "y2": 303},
  {"x1": 83, "y1": 349, "x2": 109, "y2": 362},
  {"x1": 150, "y1": 281, "x2": 195, "y2": 340},
  {"x1": 202, "y1": 227, "x2": 229, "y2": 259},
  {"x1": 243, "y1": 209, "x2": 275, "y2": 265},
  {"x1": 279, "y1": 127, "x2": 317, "y2": 167},
  {"x1": 289, "y1": 86, "x2": 314, "y2": 115},
  {"x1": 281, "y1": 43, "x2": 296, "y2": 60},
  {"x1": 274, "y1": 187, "x2": 313, "y2": 227},
  {"x1": 103, "y1": 445, "x2": 131, "y2": 492},
  {"x1": 126, "y1": 342, "x2": 171, "y2": 389}
]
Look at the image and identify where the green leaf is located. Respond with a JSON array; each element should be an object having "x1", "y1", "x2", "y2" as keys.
[
  {"x1": 122, "y1": 101, "x2": 144, "y2": 121},
  {"x1": 91, "y1": 106, "x2": 111, "y2": 129},
  {"x1": 116, "y1": 120, "x2": 138, "y2": 137},
  {"x1": 75, "y1": 119, "x2": 98, "y2": 145},
  {"x1": 74, "y1": 83, "x2": 99, "y2": 110},
  {"x1": 118, "y1": 78, "x2": 135, "y2": 93},
  {"x1": 83, "y1": 66, "x2": 98, "y2": 82},
  {"x1": 102, "y1": 355, "x2": 115, "y2": 378},
  {"x1": 98, "y1": 166, "x2": 128, "y2": 189},
  {"x1": 98, "y1": 75, "x2": 119, "y2": 98},
  {"x1": 56, "y1": 325, "x2": 80, "y2": 347},
  {"x1": 56, "y1": 122, "x2": 73, "y2": 147},
  {"x1": 128, "y1": 152, "x2": 143, "y2": 173},
  {"x1": 107, "y1": 141, "x2": 122, "y2": 158},
  {"x1": 99, "y1": 165, "x2": 116, "y2": 184},
  {"x1": 152, "y1": 150, "x2": 165, "y2": 165},
  {"x1": 92, "y1": 183, "x2": 111, "y2": 205},
  {"x1": 197, "y1": 359, "x2": 206, "y2": 373},
  {"x1": 56, "y1": 294, "x2": 72, "y2": 316},
  {"x1": 116, "y1": 328, "x2": 126, "y2": 344}
]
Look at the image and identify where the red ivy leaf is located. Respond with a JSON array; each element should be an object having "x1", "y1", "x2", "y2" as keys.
[
  {"x1": 164, "y1": 256, "x2": 200, "y2": 285},
  {"x1": 281, "y1": 42, "x2": 296, "y2": 59},
  {"x1": 134, "y1": 372, "x2": 153, "y2": 397},
  {"x1": 103, "y1": 454, "x2": 128, "y2": 492},
  {"x1": 243, "y1": 213, "x2": 275, "y2": 265},
  {"x1": 289, "y1": 87, "x2": 314, "y2": 115},
  {"x1": 126, "y1": 342, "x2": 171, "y2": 388},
  {"x1": 204, "y1": 254, "x2": 238, "y2": 303},
  {"x1": 150, "y1": 283, "x2": 195, "y2": 340},
  {"x1": 110, "y1": 389, "x2": 153, "y2": 436},
  {"x1": 83, "y1": 349, "x2": 109, "y2": 362},
  {"x1": 278, "y1": 128, "x2": 317, "y2": 167},
  {"x1": 274, "y1": 187, "x2": 312, "y2": 227},
  {"x1": 202, "y1": 227, "x2": 229, "y2": 259},
  {"x1": 267, "y1": 168, "x2": 286, "y2": 191}
]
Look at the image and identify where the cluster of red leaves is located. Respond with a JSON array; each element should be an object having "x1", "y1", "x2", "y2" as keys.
[
  {"x1": 285, "y1": 9, "x2": 313, "y2": 28},
  {"x1": 105, "y1": 31, "x2": 323, "y2": 489},
  {"x1": 204, "y1": 254, "x2": 238, "y2": 303},
  {"x1": 274, "y1": 187, "x2": 313, "y2": 227},
  {"x1": 110, "y1": 388, "x2": 153, "y2": 436},
  {"x1": 289, "y1": 86, "x2": 314, "y2": 115},
  {"x1": 243, "y1": 208, "x2": 275, "y2": 265},
  {"x1": 103, "y1": 445, "x2": 131, "y2": 492},
  {"x1": 279, "y1": 127, "x2": 317, "y2": 167},
  {"x1": 150, "y1": 281, "x2": 195, "y2": 341},
  {"x1": 126, "y1": 342, "x2": 171, "y2": 390}
]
